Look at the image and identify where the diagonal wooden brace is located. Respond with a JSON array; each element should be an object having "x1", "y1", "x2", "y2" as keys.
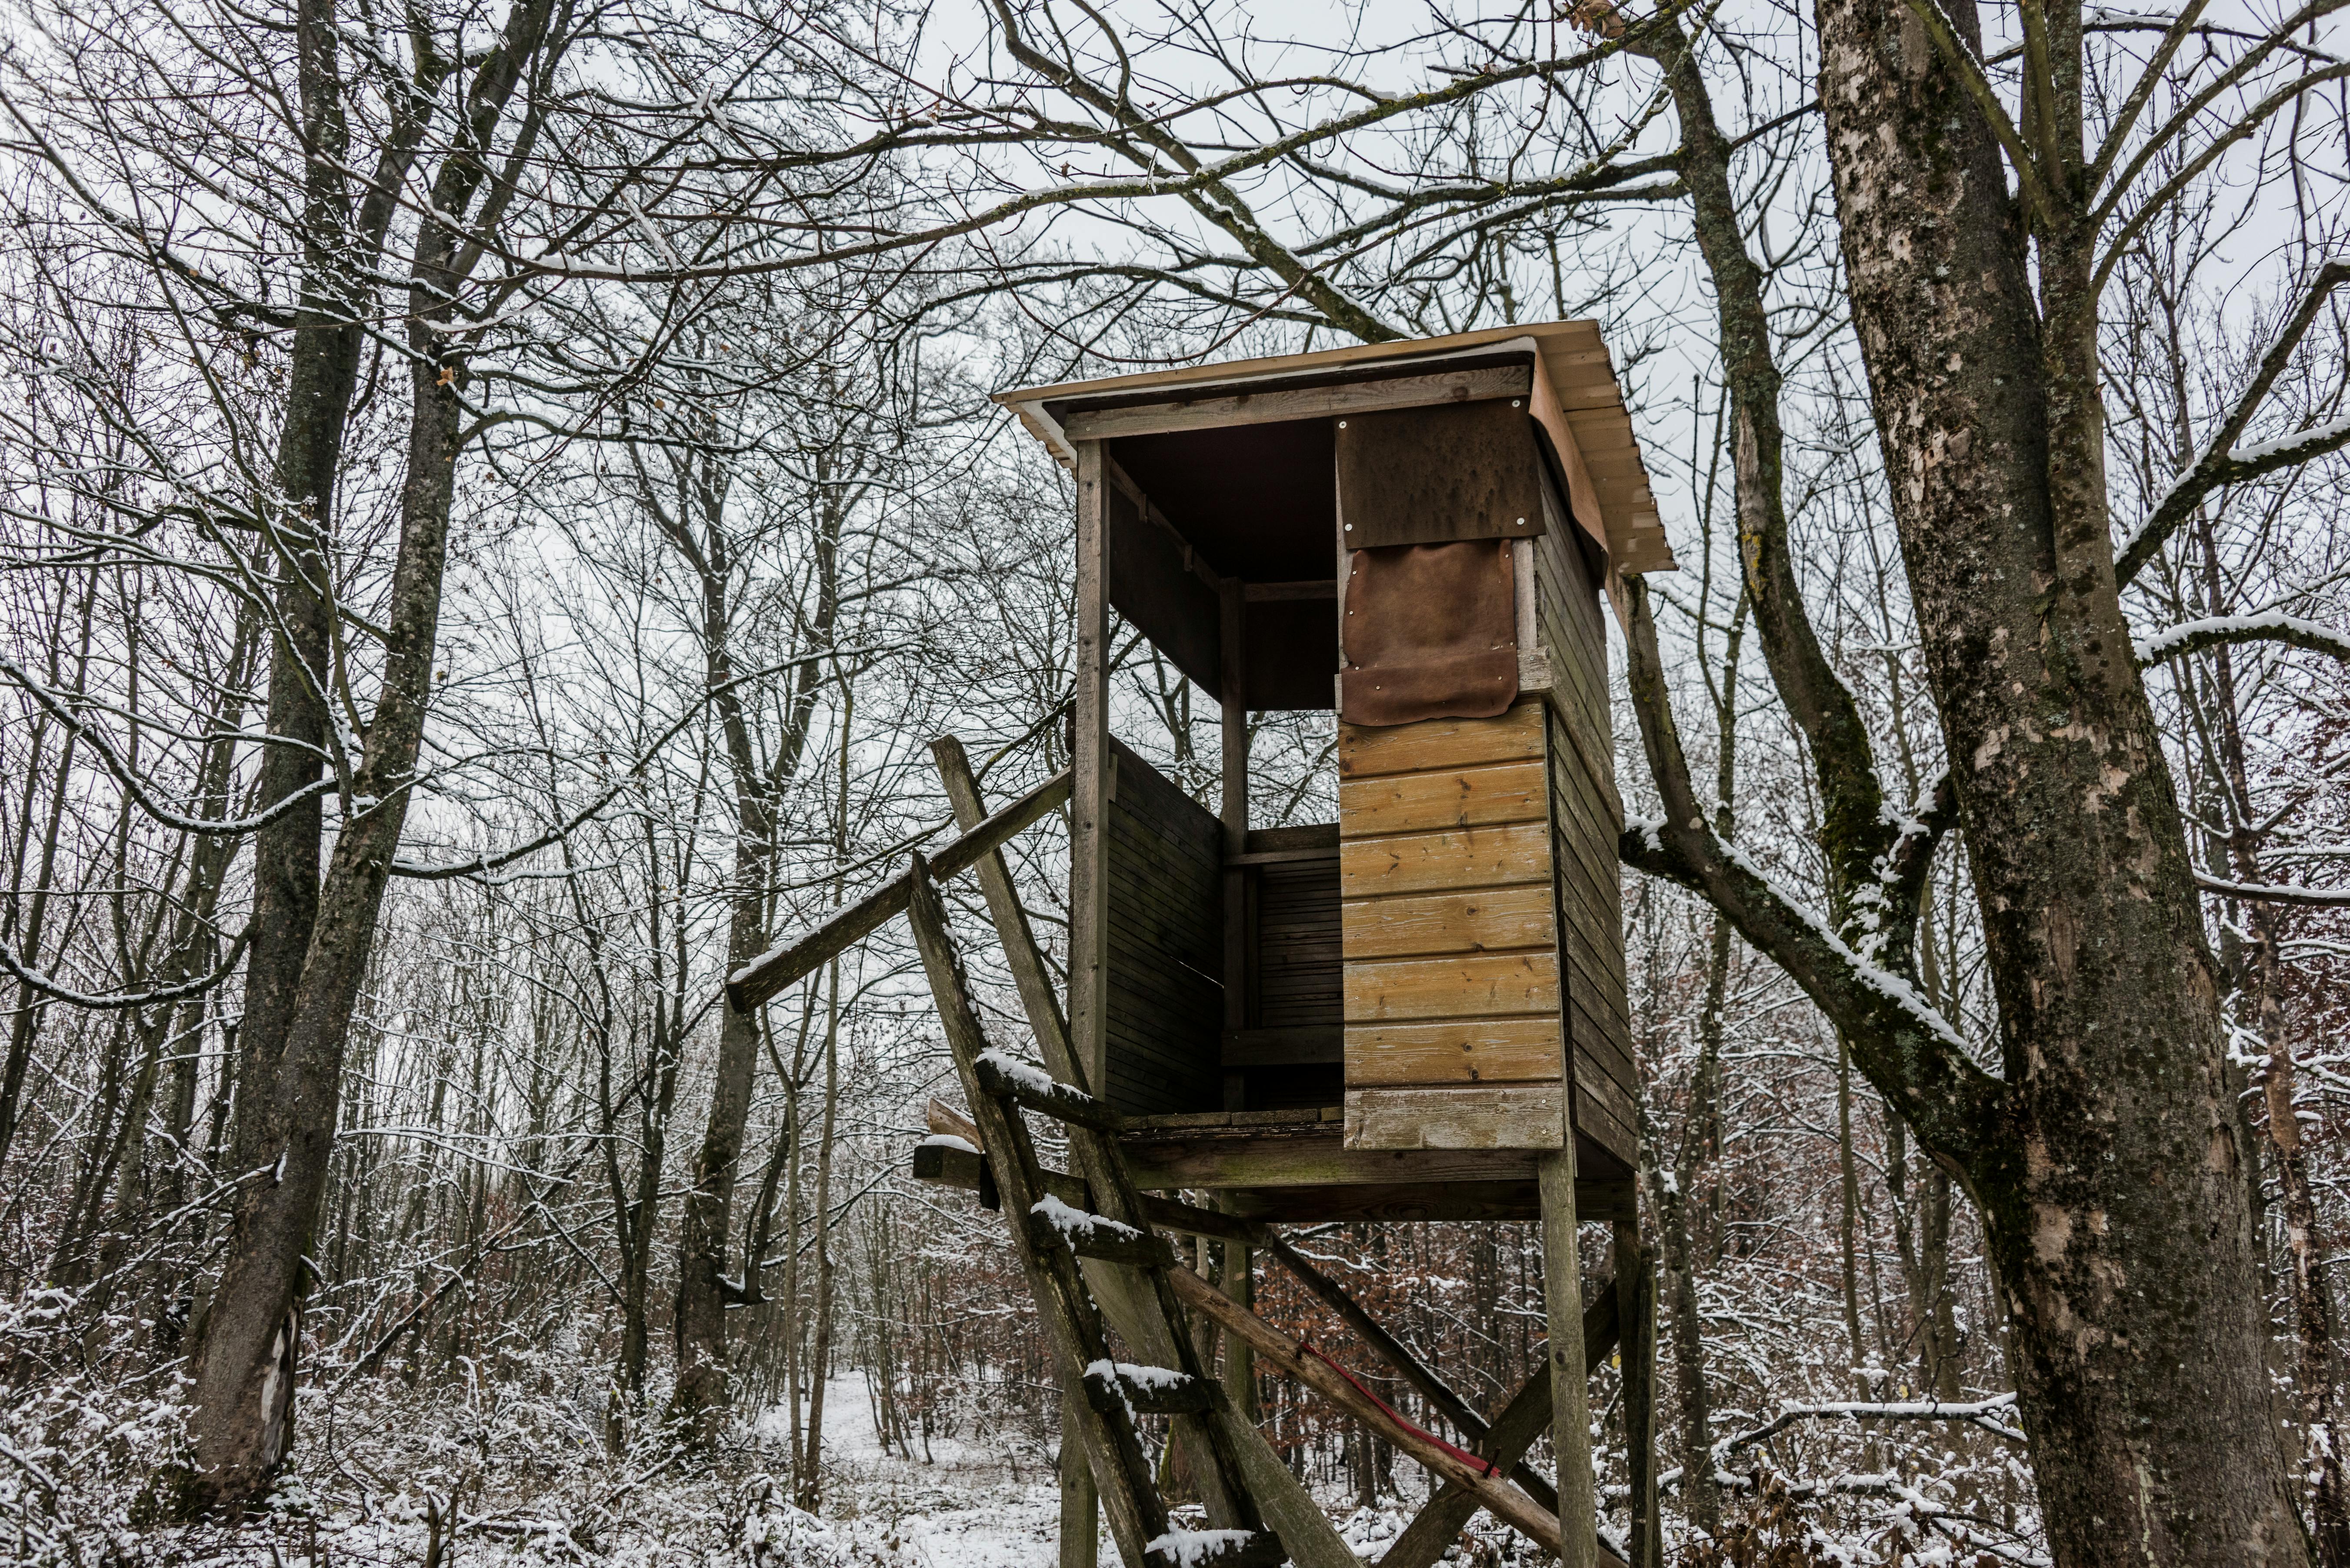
[
  {"x1": 1167, "y1": 1261, "x2": 1567, "y2": 1553},
  {"x1": 1378, "y1": 1288, "x2": 1624, "y2": 1568}
]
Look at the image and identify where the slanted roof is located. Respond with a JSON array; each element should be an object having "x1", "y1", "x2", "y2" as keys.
[{"x1": 992, "y1": 320, "x2": 1676, "y2": 578}]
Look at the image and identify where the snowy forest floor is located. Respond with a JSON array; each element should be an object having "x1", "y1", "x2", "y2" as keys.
[{"x1": 11, "y1": 1371, "x2": 1517, "y2": 1567}]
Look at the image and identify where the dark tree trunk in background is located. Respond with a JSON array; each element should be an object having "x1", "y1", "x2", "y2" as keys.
[
  {"x1": 180, "y1": 0, "x2": 559, "y2": 1507},
  {"x1": 663, "y1": 445, "x2": 840, "y2": 1436}
]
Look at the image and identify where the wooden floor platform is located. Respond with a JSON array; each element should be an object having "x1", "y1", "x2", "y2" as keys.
[{"x1": 1083, "y1": 1107, "x2": 1631, "y2": 1225}]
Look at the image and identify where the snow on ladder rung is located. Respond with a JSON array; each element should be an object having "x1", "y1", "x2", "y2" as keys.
[
  {"x1": 973, "y1": 1049, "x2": 1124, "y2": 1133},
  {"x1": 1145, "y1": 1527, "x2": 1287, "y2": 1568},
  {"x1": 1082, "y1": 1358, "x2": 1215, "y2": 1417},
  {"x1": 1028, "y1": 1193, "x2": 1174, "y2": 1268}
]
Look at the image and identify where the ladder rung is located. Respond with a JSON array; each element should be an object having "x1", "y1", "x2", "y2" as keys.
[
  {"x1": 1143, "y1": 1528, "x2": 1287, "y2": 1568},
  {"x1": 1028, "y1": 1195, "x2": 1176, "y2": 1268},
  {"x1": 1082, "y1": 1358, "x2": 1216, "y2": 1416},
  {"x1": 974, "y1": 1049, "x2": 1125, "y2": 1133}
]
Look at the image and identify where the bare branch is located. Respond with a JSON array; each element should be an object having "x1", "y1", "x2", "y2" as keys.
[{"x1": 2115, "y1": 260, "x2": 2350, "y2": 586}]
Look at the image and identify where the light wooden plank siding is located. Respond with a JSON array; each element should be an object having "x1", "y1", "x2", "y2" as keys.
[
  {"x1": 1339, "y1": 699, "x2": 1567, "y2": 1149},
  {"x1": 1103, "y1": 742, "x2": 1225, "y2": 1115},
  {"x1": 1533, "y1": 483, "x2": 1638, "y2": 1174}
]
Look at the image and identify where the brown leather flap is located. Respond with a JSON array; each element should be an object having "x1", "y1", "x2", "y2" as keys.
[
  {"x1": 1340, "y1": 540, "x2": 1520, "y2": 726},
  {"x1": 1337, "y1": 399, "x2": 1546, "y2": 549}
]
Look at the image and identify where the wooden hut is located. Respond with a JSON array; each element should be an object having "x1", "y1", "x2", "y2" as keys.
[{"x1": 990, "y1": 322, "x2": 1671, "y2": 1230}]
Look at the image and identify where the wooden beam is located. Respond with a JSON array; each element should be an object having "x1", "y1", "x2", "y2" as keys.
[
  {"x1": 1167, "y1": 1263, "x2": 1565, "y2": 1554},
  {"x1": 1217, "y1": 573, "x2": 1258, "y2": 1417},
  {"x1": 1261, "y1": 1233, "x2": 1559, "y2": 1514},
  {"x1": 724, "y1": 768, "x2": 1071, "y2": 1012},
  {"x1": 1379, "y1": 1289, "x2": 1623, "y2": 1568},
  {"x1": 1072, "y1": 441, "x2": 1112, "y2": 1095},
  {"x1": 1615, "y1": 1223, "x2": 1661, "y2": 1568},
  {"x1": 1243, "y1": 579, "x2": 1336, "y2": 601},
  {"x1": 912, "y1": 1142, "x2": 1273, "y2": 1248},
  {"x1": 1223, "y1": 846, "x2": 1338, "y2": 867},
  {"x1": 1541, "y1": 1149, "x2": 1600, "y2": 1568},
  {"x1": 1060, "y1": 365, "x2": 1531, "y2": 443}
]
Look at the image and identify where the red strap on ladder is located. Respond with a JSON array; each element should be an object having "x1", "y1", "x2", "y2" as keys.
[{"x1": 1296, "y1": 1337, "x2": 1501, "y2": 1480}]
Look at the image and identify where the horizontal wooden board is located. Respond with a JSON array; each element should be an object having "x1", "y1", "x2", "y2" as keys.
[
  {"x1": 1344, "y1": 1017, "x2": 1564, "y2": 1086},
  {"x1": 1338, "y1": 759, "x2": 1549, "y2": 837},
  {"x1": 1123, "y1": 1126, "x2": 1540, "y2": 1188},
  {"x1": 1337, "y1": 700, "x2": 1546, "y2": 780},
  {"x1": 1224, "y1": 1026, "x2": 1343, "y2": 1067},
  {"x1": 1340, "y1": 884, "x2": 1555, "y2": 959},
  {"x1": 1344, "y1": 950, "x2": 1559, "y2": 1022},
  {"x1": 1340, "y1": 821, "x2": 1552, "y2": 900},
  {"x1": 1344, "y1": 1085, "x2": 1566, "y2": 1151},
  {"x1": 1216, "y1": 1178, "x2": 1630, "y2": 1226},
  {"x1": 1572, "y1": 1051, "x2": 1640, "y2": 1145},
  {"x1": 1063, "y1": 363, "x2": 1530, "y2": 442}
]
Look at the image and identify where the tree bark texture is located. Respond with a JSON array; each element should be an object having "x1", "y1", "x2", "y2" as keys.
[
  {"x1": 667, "y1": 448, "x2": 840, "y2": 1435},
  {"x1": 181, "y1": 0, "x2": 559, "y2": 1505},
  {"x1": 1807, "y1": 0, "x2": 2302, "y2": 1555}
]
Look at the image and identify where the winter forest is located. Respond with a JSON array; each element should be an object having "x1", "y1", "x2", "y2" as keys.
[{"x1": 0, "y1": 0, "x2": 2343, "y2": 1559}]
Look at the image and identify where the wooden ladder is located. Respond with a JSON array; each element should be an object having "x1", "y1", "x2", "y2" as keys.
[{"x1": 906, "y1": 855, "x2": 1298, "y2": 1568}]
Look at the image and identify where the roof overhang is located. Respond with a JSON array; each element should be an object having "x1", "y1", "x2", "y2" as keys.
[{"x1": 992, "y1": 321, "x2": 1678, "y2": 597}]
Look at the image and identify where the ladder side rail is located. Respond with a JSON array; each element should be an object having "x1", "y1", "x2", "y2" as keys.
[
  {"x1": 904, "y1": 858, "x2": 1167, "y2": 1567},
  {"x1": 930, "y1": 737, "x2": 1363, "y2": 1568}
]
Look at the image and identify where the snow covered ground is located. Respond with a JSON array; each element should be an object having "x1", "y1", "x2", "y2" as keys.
[
  {"x1": 747, "y1": 1375, "x2": 1089, "y2": 1566},
  {"x1": 743, "y1": 1375, "x2": 1536, "y2": 1567}
]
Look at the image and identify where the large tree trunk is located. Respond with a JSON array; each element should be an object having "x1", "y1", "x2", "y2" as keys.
[
  {"x1": 1810, "y1": 0, "x2": 2304, "y2": 1555},
  {"x1": 180, "y1": 0, "x2": 555, "y2": 1505}
]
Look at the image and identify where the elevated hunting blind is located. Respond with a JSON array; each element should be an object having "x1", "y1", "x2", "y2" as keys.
[
  {"x1": 726, "y1": 322, "x2": 1674, "y2": 1568},
  {"x1": 991, "y1": 321, "x2": 1671, "y2": 1225}
]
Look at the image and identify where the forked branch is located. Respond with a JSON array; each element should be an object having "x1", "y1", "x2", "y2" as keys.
[
  {"x1": 2115, "y1": 259, "x2": 2350, "y2": 586},
  {"x1": 1617, "y1": 579, "x2": 1999, "y2": 1162}
]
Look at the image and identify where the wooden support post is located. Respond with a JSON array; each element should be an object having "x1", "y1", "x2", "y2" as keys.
[
  {"x1": 1540, "y1": 1146, "x2": 1599, "y2": 1568},
  {"x1": 1216, "y1": 575, "x2": 1257, "y2": 1417},
  {"x1": 1071, "y1": 439, "x2": 1112, "y2": 1099},
  {"x1": 1378, "y1": 1288, "x2": 1623, "y2": 1568},
  {"x1": 1614, "y1": 1222, "x2": 1660, "y2": 1568},
  {"x1": 1063, "y1": 439, "x2": 1112, "y2": 1568},
  {"x1": 1060, "y1": 1389, "x2": 1100, "y2": 1568}
]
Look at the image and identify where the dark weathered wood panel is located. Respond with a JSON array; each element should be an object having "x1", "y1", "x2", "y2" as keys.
[
  {"x1": 1256, "y1": 858, "x2": 1342, "y2": 1031},
  {"x1": 1103, "y1": 742, "x2": 1224, "y2": 1115},
  {"x1": 1337, "y1": 396, "x2": 1547, "y2": 548},
  {"x1": 1532, "y1": 496, "x2": 1635, "y2": 1172}
]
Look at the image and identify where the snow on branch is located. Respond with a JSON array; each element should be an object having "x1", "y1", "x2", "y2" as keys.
[
  {"x1": 0, "y1": 653, "x2": 335, "y2": 837},
  {"x1": 0, "y1": 921, "x2": 253, "y2": 1011},
  {"x1": 2116, "y1": 259, "x2": 2350, "y2": 587},
  {"x1": 2195, "y1": 873, "x2": 2350, "y2": 908},
  {"x1": 2134, "y1": 610, "x2": 2350, "y2": 665},
  {"x1": 1717, "y1": 1392, "x2": 2029, "y2": 1455}
]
